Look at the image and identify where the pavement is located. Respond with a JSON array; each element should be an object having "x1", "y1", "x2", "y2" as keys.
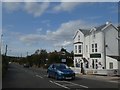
[{"x1": 76, "y1": 73, "x2": 120, "y2": 83}]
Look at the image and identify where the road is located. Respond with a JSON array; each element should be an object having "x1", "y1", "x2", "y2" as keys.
[{"x1": 2, "y1": 63, "x2": 119, "y2": 89}]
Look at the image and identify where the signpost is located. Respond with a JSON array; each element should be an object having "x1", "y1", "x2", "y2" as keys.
[{"x1": 61, "y1": 59, "x2": 66, "y2": 63}]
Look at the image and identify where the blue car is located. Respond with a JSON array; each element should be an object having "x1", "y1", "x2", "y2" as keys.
[{"x1": 47, "y1": 63, "x2": 75, "y2": 80}]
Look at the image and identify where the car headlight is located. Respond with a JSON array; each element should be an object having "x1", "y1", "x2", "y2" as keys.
[{"x1": 57, "y1": 70, "x2": 63, "y2": 75}]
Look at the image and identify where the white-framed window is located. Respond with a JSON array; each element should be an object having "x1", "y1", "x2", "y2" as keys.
[
  {"x1": 109, "y1": 62, "x2": 113, "y2": 69},
  {"x1": 92, "y1": 44, "x2": 94, "y2": 52},
  {"x1": 75, "y1": 45, "x2": 77, "y2": 53},
  {"x1": 75, "y1": 59, "x2": 77, "y2": 63},
  {"x1": 95, "y1": 43, "x2": 97, "y2": 52},
  {"x1": 78, "y1": 45, "x2": 81, "y2": 53},
  {"x1": 92, "y1": 43, "x2": 98, "y2": 53},
  {"x1": 92, "y1": 59, "x2": 94, "y2": 69},
  {"x1": 92, "y1": 59, "x2": 98, "y2": 69}
]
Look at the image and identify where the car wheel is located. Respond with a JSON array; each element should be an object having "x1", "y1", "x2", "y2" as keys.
[{"x1": 55, "y1": 74, "x2": 58, "y2": 80}]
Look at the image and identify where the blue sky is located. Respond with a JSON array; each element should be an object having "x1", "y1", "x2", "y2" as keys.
[{"x1": 1, "y1": 2, "x2": 118, "y2": 57}]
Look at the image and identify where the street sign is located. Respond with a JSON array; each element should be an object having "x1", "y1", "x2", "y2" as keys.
[{"x1": 61, "y1": 59, "x2": 66, "y2": 62}]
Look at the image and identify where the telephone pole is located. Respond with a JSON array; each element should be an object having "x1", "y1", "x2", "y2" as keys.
[{"x1": 5, "y1": 45, "x2": 8, "y2": 56}]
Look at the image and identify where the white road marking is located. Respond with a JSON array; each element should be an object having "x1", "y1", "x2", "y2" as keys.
[
  {"x1": 55, "y1": 81, "x2": 88, "y2": 88},
  {"x1": 36, "y1": 75, "x2": 43, "y2": 78},
  {"x1": 49, "y1": 80, "x2": 70, "y2": 89},
  {"x1": 109, "y1": 81, "x2": 119, "y2": 83},
  {"x1": 44, "y1": 75, "x2": 47, "y2": 77},
  {"x1": 65, "y1": 81, "x2": 88, "y2": 88}
]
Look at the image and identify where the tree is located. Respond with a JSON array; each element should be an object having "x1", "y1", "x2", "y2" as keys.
[
  {"x1": 39, "y1": 49, "x2": 48, "y2": 67},
  {"x1": 47, "y1": 51, "x2": 60, "y2": 65}
]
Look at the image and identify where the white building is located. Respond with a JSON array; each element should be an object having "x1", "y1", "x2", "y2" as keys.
[{"x1": 73, "y1": 22, "x2": 120, "y2": 71}]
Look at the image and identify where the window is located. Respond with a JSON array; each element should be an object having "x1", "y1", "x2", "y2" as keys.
[
  {"x1": 78, "y1": 45, "x2": 81, "y2": 53},
  {"x1": 92, "y1": 59, "x2": 98, "y2": 69},
  {"x1": 75, "y1": 59, "x2": 77, "y2": 63},
  {"x1": 96, "y1": 64, "x2": 98, "y2": 69},
  {"x1": 75, "y1": 45, "x2": 77, "y2": 53},
  {"x1": 95, "y1": 59, "x2": 97, "y2": 63},
  {"x1": 92, "y1": 43, "x2": 98, "y2": 53},
  {"x1": 92, "y1": 44, "x2": 94, "y2": 52},
  {"x1": 92, "y1": 59, "x2": 94, "y2": 69},
  {"x1": 109, "y1": 62, "x2": 113, "y2": 69},
  {"x1": 78, "y1": 35, "x2": 80, "y2": 42},
  {"x1": 95, "y1": 43, "x2": 97, "y2": 52}
]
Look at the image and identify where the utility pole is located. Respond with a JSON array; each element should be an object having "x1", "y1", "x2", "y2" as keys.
[
  {"x1": 27, "y1": 52, "x2": 28, "y2": 57},
  {"x1": 5, "y1": 45, "x2": 8, "y2": 56}
]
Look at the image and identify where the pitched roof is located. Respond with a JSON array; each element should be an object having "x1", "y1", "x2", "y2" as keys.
[
  {"x1": 95, "y1": 24, "x2": 107, "y2": 31},
  {"x1": 79, "y1": 24, "x2": 107, "y2": 36},
  {"x1": 107, "y1": 55, "x2": 120, "y2": 61},
  {"x1": 79, "y1": 29, "x2": 90, "y2": 36},
  {"x1": 76, "y1": 22, "x2": 117, "y2": 37}
]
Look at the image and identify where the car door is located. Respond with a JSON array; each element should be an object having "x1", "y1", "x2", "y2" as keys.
[
  {"x1": 51, "y1": 64, "x2": 56, "y2": 77},
  {"x1": 48, "y1": 65, "x2": 53, "y2": 77},
  {"x1": 48, "y1": 64, "x2": 55, "y2": 77}
]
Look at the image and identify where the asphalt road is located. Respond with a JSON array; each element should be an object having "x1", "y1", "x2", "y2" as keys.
[{"x1": 2, "y1": 63, "x2": 119, "y2": 89}]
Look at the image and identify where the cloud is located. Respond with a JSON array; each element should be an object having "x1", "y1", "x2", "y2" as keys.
[
  {"x1": 2, "y1": 0, "x2": 120, "y2": 2},
  {"x1": 3, "y1": 2, "x2": 21, "y2": 12},
  {"x1": 4, "y1": 19, "x2": 99, "y2": 55},
  {"x1": 24, "y1": 2, "x2": 50, "y2": 17},
  {"x1": 53, "y1": 2, "x2": 81, "y2": 12},
  {"x1": 3, "y1": 2, "x2": 50, "y2": 17},
  {"x1": 20, "y1": 34, "x2": 45, "y2": 44},
  {"x1": 54, "y1": 40, "x2": 72, "y2": 47},
  {"x1": 19, "y1": 19, "x2": 96, "y2": 47},
  {"x1": 2, "y1": 0, "x2": 43, "y2": 2},
  {"x1": 36, "y1": 28, "x2": 43, "y2": 33}
]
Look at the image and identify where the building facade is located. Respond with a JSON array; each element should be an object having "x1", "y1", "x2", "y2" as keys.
[{"x1": 73, "y1": 22, "x2": 119, "y2": 70}]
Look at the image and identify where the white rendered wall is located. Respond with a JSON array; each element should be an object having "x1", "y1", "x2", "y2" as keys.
[
  {"x1": 104, "y1": 25, "x2": 119, "y2": 56},
  {"x1": 106, "y1": 56, "x2": 118, "y2": 69}
]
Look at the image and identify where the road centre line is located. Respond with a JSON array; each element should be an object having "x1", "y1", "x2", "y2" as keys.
[
  {"x1": 65, "y1": 81, "x2": 88, "y2": 88},
  {"x1": 36, "y1": 75, "x2": 43, "y2": 78},
  {"x1": 49, "y1": 80, "x2": 70, "y2": 89},
  {"x1": 55, "y1": 81, "x2": 88, "y2": 88}
]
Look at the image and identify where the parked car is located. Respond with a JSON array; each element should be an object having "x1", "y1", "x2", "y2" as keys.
[
  {"x1": 47, "y1": 63, "x2": 75, "y2": 80},
  {"x1": 9, "y1": 62, "x2": 11, "y2": 64},
  {"x1": 23, "y1": 63, "x2": 30, "y2": 68}
]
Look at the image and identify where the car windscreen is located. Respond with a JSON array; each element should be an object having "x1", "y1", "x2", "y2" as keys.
[{"x1": 55, "y1": 64, "x2": 69, "y2": 69}]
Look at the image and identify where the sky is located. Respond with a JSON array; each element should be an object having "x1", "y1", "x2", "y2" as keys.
[{"x1": 1, "y1": 1, "x2": 119, "y2": 57}]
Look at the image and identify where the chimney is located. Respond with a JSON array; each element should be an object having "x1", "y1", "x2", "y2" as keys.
[{"x1": 106, "y1": 21, "x2": 111, "y2": 25}]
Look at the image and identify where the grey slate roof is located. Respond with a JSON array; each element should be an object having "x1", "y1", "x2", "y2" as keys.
[
  {"x1": 79, "y1": 24, "x2": 107, "y2": 36},
  {"x1": 79, "y1": 29, "x2": 90, "y2": 36},
  {"x1": 95, "y1": 24, "x2": 107, "y2": 31}
]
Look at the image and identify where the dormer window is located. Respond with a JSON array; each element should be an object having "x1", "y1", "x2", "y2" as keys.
[
  {"x1": 78, "y1": 35, "x2": 80, "y2": 42},
  {"x1": 92, "y1": 30, "x2": 95, "y2": 38}
]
